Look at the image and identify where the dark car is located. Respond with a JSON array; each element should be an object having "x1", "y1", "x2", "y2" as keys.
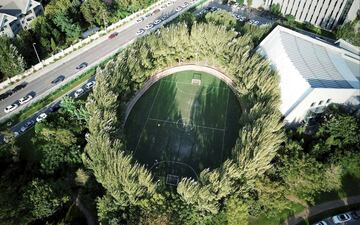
[
  {"x1": 76, "y1": 62, "x2": 88, "y2": 70},
  {"x1": 12, "y1": 82, "x2": 28, "y2": 92},
  {"x1": 0, "y1": 90, "x2": 13, "y2": 101},
  {"x1": 352, "y1": 210, "x2": 360, "y2": 219},
  {"x1": 51, "y1": 75, "x2": 65, "y2": 84},
  {"x1": 108, "y1": 32, "x2": 118, "y2": 39}
]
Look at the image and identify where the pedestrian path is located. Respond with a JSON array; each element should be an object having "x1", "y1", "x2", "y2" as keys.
[{"x1": 283, "y1": 195, "x2": 360, "y2": 225}]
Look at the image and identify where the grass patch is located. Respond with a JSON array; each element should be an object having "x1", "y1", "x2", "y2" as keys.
[
  {"x1": 249, "y1": 202, "x2": 305, "y2": 225},
  {"x1": 124, "y1": 71, "x2": 241, "y2": 178}
]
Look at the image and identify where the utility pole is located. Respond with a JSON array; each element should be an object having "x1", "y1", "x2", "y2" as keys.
[{"x1": 32, "y1": 43, "x2": 41, "y2": 64}]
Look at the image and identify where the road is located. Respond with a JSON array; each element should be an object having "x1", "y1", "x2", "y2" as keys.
[
  {"x1": 0, "y1": 0, "x2": 197, "y2": 120},
  {"x1": 284, "y1": 195, "x2": 360, "y2": 225}
]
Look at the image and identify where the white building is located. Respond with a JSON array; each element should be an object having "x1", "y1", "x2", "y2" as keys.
[
  {"x1": 258, "y1": 25, "x2": 360, "y2": 123},
  {"x1": 251, "y1": 0, "x2": 360, "y2": 30},
  {"x1": 0, "y1": 0, "x2": 43, "y2": 38}
]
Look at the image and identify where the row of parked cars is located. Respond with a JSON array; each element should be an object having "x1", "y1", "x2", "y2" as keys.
[
  {"x1": 2, "y1": 61, "x2": 89, "y2": 114},
  {"x1": 135, "y1": 0, "x2": 197, "y2": 35},
  {"x1": 314, "y1": 210, "x2": 360, "y2": 225},
  {"x1": 11, "y1": 78, "x2": 96, "y2": 139}
]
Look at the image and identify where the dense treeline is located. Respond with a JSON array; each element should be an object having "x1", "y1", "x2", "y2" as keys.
[
  {"x1": 336, "y1": 18, "x2": 360, "y2": 47},
  {"x1": 0, "y1": 0, "x2": 156, "y2": 80}
]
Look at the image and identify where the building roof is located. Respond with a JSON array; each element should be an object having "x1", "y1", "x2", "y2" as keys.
[
  {"x1": 259, "y1": 25, "x2": 360, "y2": 90},
  {"x1": 0, "y1": 0, "x2": 30, "y2": 16},
  {"x1": 0, "y1": 12, "x2": 16, "y2": 29}
]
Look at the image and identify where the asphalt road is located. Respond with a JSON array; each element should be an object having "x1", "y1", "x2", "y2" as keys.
[{"x1": 0, "y1": 0, "x2": 196, "y2": 120}]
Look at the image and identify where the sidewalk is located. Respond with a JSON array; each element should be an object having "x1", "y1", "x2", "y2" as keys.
[{"x1": 283, "y1": 195, "x2": 360, "y2": 225}]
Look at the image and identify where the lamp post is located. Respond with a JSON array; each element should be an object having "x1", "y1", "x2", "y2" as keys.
[{"x1": 32, "y1": 43, "x2": 41, "y2": 65}]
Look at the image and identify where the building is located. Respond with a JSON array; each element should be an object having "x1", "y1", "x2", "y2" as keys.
[
  {"x1": 0, "y1": 0, "x2": 43, "y2": 38},
  {"x1": 257, "y1": 25, "x2": 360, "y2": 123},
  {"x1": 251, "y1": 0, "x2": 360, "y2": 30}
]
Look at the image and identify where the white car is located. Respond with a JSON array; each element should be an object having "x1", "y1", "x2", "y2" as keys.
[
  {"x1": 19, "y1": 95, "x2": 33, "y2": 105},
  {"x1": 160, "y1": 5, "x2": 167, "y2": 10},
  {"x1": 153, "y1": 19, "x2": 162, "y2": 25},
  {"x1": 74, "y1": 88, "x2": 84, "y2": 98},
  {"x1": 182, "y1": 2, "x2": 189, "y2": 7},
  {"x1": 136, "y1": 29, "x2": 145, "y2": 35},
  {"x1": 161, "y1": 15, "x2": 168, "y2": 20},
  {"x1": 136, "y1": 17, "x2": 144, "y2": 23},
  {"x1": 36, "y1": 113, "x2": 47, "y2": 122},
  {"x1": 332, "y1": 213, "x2": 351, "y2": 224},
  {"x1": 166, "y1": 1, "x2": 174, "y2": 6},
  {"x1": 175, "y1": 6, "x2": 183, "y2": 12},
  {"x1": 85, "y1": 81, "x2": 95, "y2": 89},
  {"x1": 313, "y1": 221, "x2": 327, "y2": 225},
  {"x1": 4, "y1": 103, "x2": 18, "y2": 113},
  {"x1": 144, "y1": 23, "x2": 154, "y2": 30}
]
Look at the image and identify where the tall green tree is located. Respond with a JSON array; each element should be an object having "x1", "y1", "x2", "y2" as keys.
[
  {"x1": 81, "y1": 0, "x2": 110, "y2": 26},
  {"x1": 0, "y1": 37, "x2": 26, "y2": 79},
  {"x1": 23, "y1": 179, "x2": 70, "y2": 219}
]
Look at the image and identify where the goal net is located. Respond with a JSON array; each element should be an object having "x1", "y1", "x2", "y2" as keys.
[
  {"x1": 191, "y1": 73, "x2": 202, "y2": 86},
  {"x1": 166, "y1": 174, "x2": 179, "y2": 186}
]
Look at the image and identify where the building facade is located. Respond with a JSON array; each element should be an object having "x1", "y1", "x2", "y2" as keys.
[
  {"x1": 0, "y1": 0, "x2": 43, "y2": 38},
  {"x1": 258, "y1": 25, "x2": 360, "y2": 123},
  {"x1": 252, "y1": 0, "x2": 360, "y2": 30}
]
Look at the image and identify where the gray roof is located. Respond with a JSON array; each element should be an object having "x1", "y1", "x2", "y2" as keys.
[
  {"x1": 0, "y1": 0, "x2": 30, "y2": 16},
  {"x1": 279, "y1": 30, "x2": 360, "y2": 89}
]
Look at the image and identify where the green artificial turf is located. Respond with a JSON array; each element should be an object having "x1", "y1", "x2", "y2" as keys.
[{"x1": 125, "y1": 71, "x2": 241, "y2": 179}]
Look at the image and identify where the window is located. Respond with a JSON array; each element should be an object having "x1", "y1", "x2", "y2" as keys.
[
  {"x1": 310, "y1": 102, "x2": 315, "y2": 107},
  {"x1": 326, "y1": 98, "x2": 331, "y2": 104},
  {"x1": 318, "y1": 100, "x2": 323, "y2": 105}
]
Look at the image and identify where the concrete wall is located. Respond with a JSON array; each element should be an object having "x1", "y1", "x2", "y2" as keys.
[{"x1": 285, "y1": 87, "x2": 358, "y2": 123}]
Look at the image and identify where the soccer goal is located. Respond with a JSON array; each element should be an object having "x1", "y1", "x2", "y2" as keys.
[
  {"x1": 166, "y1": 174, "x2": 180, "y2": 186},
  {"x1": 191, "y1": 73, "x2": 202, "y2": 86}
]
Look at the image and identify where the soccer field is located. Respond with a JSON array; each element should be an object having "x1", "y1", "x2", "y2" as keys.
[{"x1": 124, "y1": 71, "x2": 241, "y2": 180}]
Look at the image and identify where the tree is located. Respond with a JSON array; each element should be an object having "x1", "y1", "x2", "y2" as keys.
[
  {"x1": 336, "y1": 19, "x2": 360, "y2": 47},
  {"x1": 270, "y1": 3, "x2": 281, "y2": 16},
  {"x1": 280, "y1": 156, "x2": 342, "y2": 203},
  {"x1": 23, "y1": 179, "x2": 70, "y2": 219},
  {"x1": 60, "y1": 96, "x2": 90, "y2": 122},
  {"x1": 225, "y1": 197, "x2": 248, "y2": 225},
  {"x1": 205, "y1": 10, "x2": 237, "y2": 29},
  {"x1": 80, "y1": 0, "x2": 110, "y2": 26},
  {"x1": 0, "y1": 37, "x2": 26, "y2": 79},
  {"x1": 52, "y1": 11, "x2": 81, "y2": 42}
]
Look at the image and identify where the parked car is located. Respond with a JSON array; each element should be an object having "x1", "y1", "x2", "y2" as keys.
[
  {"x1": 51, "y1": 75, "x2": 65, "y2": 84},
  {"x1": 4, "y1": 104, "x2": 18, "y2": 113},
  {"x1": 161, "y1": 15, "x2": 168, "y2": 20},
  {"x1": 36, "y1": 113, "x2": 47, "y2": 122},
  {"x1": 108, "y1": 32, "x2": 118, "y2": 39},
  {"x1": 12, "y1": 82, "x2": 27, "y2": 92},
  {"x1": 351, "y1": 210, "x2": 360, "y2": 219},
  {"x1": 76, "y1": 62, "x2": 88, "y2": 70},
  {"x1": 152, "y1": 9, "x2": 160, "y2": 14},
  {"x1": 175, "y1": 6, "x2": 183, "y2": 12},
  {"x1": 313, "y1": 221, "x2": 327, "y2": 225},
  {"x1": 136, "y1": 29, "x2": 145, "y2": 35},
  {"x1": 0, "y1": 90, "x2": 13, "y2": 101},
  {"x1": 182, "y1": 1, "x2": 189, "y2": 7},
  {"x1": 18, "y1": 95, "x2": 33, "y2": 105},
  {"x1": 74, "y1": 88, "x2": 84, "y2": 98},
  {"x1": 332, "y1": 213, "x2": 351, "y2": 224},
  {"x1": 85, "y1": 81, "x2": 95, "y2": 89},
  {"x1": 160, "y1": 4, "x2": 167, "y2": 10},
  {"x1": 153, "y1": 19, "x2": 162, "y2": 25},
  {"x1": 136, "y1": 17, "x2": 144, "y2": 23},
  {"x1": 145, "y1": 23, "x2": 154, "y2": 30}
]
